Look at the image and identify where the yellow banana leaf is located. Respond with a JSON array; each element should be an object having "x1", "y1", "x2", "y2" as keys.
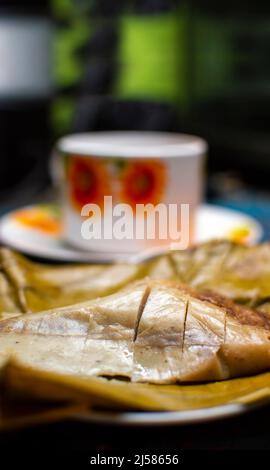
[
  {"x1": 4, "y1": 358, "x2": 270, "y2": 412},
  {"x1": 0, "y1": 248, "x2": 152, "y2": 315},
  {"x1": 2, "y1": 240, "x2": 270, "y2": 318}
]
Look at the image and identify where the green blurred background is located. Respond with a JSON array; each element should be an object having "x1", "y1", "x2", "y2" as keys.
[{"x1": 1, "y1": 1, "x2": 270, "y2": 212}]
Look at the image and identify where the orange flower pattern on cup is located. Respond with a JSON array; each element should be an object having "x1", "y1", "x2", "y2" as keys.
[
  {"x1": 119, "y1": 159, "x2": 167, "y2": 208},
  {"x1": 68, "y1": 156, "x2": 167, "y2": 212},
  {"x1": 68, "y1": 156, "x2": 112, "y2": 212}
]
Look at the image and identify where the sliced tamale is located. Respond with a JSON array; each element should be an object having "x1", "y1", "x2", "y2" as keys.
[
  {"x1": 132, "y1": 283, "x2": 187, "y2": 383},
  {"x1": 0, "y1": 280, "x2": 269, "y2": 386},
  {"x1": 133, "y1": 283, "x2": 270, "y2": 383},
  {"x1": 179, "y1": 294, "x2": 226, "y2": 382},
  {"x1": 0, "y1": 281, "x2": 150, "y2": 379}
]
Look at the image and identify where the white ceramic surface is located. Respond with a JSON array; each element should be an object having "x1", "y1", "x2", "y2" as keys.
[
  {"x1": 54, "y1": 131, "x2": 206, "y2": 252},
  {"x1": 0, "y1": 204, "x2": 263, "y2": 263},
  {"x1": 74, "y1": 403, "x2": 248, "y2": 426}
]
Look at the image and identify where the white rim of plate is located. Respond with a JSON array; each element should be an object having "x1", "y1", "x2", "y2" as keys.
[
  {"x1": 74, "y1": 403, "x2": 248, "y2": 427},
  {"x1": 0, "y1": 204, "x2": 263, "y2": 263}
]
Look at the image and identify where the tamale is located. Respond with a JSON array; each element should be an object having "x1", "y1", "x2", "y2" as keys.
[
  {"x1": 0, "y1": 280, "x2": 269, "y2": 386},
  {"x1": 1, "y1": 242, "x2": 270, "y2": 415},
  {"x1": 132, "y1": 284, "x2": 187, "y2": 383}
]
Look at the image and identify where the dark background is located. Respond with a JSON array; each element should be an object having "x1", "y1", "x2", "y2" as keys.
[
  {"x1": 1, "y1": 1, "x2": 270, "y2": 212},
  {"x1": 1, "y1": 404, "x2": 270, "y2": 457}
]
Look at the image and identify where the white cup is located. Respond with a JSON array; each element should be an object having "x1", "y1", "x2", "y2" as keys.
[{"x1": 52, "y1": 131, "x2": 207, "y2": 253}]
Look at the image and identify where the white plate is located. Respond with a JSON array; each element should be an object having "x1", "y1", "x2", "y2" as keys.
[
  {"x1": 0, "y1": 203, "x2": 263, "y2": 263},
  {"x1": 74, "y1": 403, "x2": 249, "y2": 427},
  {"x1": 0, "y1": 203, "x2": 263, "y2": 425}
]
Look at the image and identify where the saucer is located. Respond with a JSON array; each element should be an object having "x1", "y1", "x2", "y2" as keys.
[{"x1": 0, "y1": 203, "x2": 263, "y2": 263}]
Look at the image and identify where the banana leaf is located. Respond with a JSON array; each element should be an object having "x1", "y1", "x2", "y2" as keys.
[
  {"x1": 0, "y1": 248, "x2": 151, "y2": 315},
  {"x1": 170, "y1": 240, "x2": 270, "y2": 309},
  {"x1": 3, "y1": 240, "x2": 270, "y2": 317},
  {"x1": 0, "y1": 278, "x2": 270, "y2": 415},
  {"x1": 3, "y1": 239, "x2": 270, "y2": 317},
  {"x1": 2, "y1": 242, "x2": 270, "y2": 419},
  {"x1": 4, "y1": 358, "x2": 270, "y2": 412}
]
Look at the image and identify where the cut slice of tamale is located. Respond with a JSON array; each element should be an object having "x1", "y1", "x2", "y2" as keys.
[
  {"x1": 134, "y1": 282, "x2": 270, "y2": 383},
  {"x1": 0, "y1": 280, "x2": 270, "y2": 386},
  {"x1": 77, "y1": 281, "x2": 150, "y2": 378},
  {"x1": 132, "y1": 284, "x2": 187, "y2": 383},
  {"x1": 196, "y1": 290, "x2": 270, "y2": 377},
  {"x1": 0, "y1": 281, "x2": 150, "y2": 379},
  {"x1": 179, "y1": 293, "x2": 226, "y2": 382}
]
